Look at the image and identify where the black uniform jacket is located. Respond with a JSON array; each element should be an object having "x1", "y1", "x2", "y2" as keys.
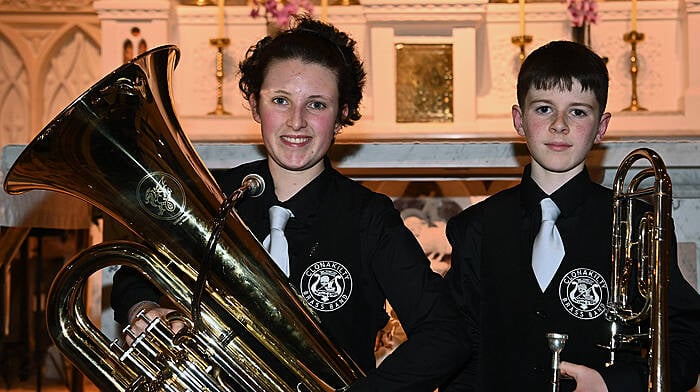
[
  {"x1": 113, "y1": 158, "x2": 470, "y2": 391},
  {"x1": 442, "y1": 165, "x2": 700, "y2": 392}
]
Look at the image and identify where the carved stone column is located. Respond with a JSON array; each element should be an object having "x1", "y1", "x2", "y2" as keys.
[
  {"x1": 92, "y1": 0, "x2": 172, "y2": 74},
  {"x1": 0, "y1": 0, "x2": 100, "y2": 144}
]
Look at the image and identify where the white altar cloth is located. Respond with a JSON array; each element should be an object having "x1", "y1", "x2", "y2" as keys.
[{"x1": 2, "y1": 139, "x2": 699, "y2": 231}]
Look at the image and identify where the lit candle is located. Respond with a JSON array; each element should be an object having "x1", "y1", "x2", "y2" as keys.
[
  {"x1": 519, "y1": 0, "x2": 526, "y2": 37},
  {"x1": 631, "y1": 0, "x2": 637, "y2": 32},
  {"x1": 322, "y1": 0, "x2": 328, "y2": 22},
  {"x1": 217, "y1": 0, "x2": 225, "y2": 38}
]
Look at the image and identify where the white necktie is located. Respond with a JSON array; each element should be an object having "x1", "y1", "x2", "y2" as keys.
[
  {"x1": 263, "y1": 205, "x2": 293, "y2": 277},
  {"x1": 532, "y1": 198, "x2": 565, "y2": 292}
]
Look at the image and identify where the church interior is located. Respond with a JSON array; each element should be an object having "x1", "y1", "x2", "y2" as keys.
[{"x1": 1, "y1": 0, "x2": 699, "y2": 390}]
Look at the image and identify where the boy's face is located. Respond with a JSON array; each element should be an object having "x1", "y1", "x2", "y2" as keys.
[{"x1": 512, "y1": 80, "x2": 611, "y2": 177}]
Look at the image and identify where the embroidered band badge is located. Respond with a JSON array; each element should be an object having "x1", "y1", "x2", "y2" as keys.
[
  {"x1": 559, "y1": 268, "x2": 609, "y2": 320},
  {"x1": 300, "y1": 261, "x2": 352, "y2": 312}
]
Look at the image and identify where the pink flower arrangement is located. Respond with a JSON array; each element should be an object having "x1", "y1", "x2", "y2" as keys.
[
  {"x1": 250, "y1": 0, "x2": 314, "y2": 30},
  {"x1": 566, "y1": 0, "x2": 598, "y2": 27}
]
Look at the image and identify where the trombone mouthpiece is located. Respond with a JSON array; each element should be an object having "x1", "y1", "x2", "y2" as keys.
[
  {"x1": 242, "y1": 174, "x2": 265, "y2": 198},
  {"x1": 546, "y1": 332, "x2": 568, "y2": 392},
  {"x1": 546, "y1": 332, "x2": 568, "y2": 353}
]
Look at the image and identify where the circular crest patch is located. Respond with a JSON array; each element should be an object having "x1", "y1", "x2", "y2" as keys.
[
  {"x1": 558, "y1": 268, "x2": 609, "y2": 320},
  {"x1": 137, "y1": 171, "x2": 186, "y2": 221},
  {"x1": 300, "y1": 261, "x2": 352, "y2": 312}
]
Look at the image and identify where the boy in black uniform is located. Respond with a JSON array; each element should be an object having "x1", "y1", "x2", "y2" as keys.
[
  {"x1": 112, "y1": 17, "x2": 470, "y2": 391},
  {"x1": 442, "y1": 40, "x2": 700, "y2": 391}
]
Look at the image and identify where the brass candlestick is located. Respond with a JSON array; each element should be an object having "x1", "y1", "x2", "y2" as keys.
[
  {"x1": 622, "y1": 31, "x2": 647, "y2": 112},
  {"x1": 511, "y1": 34, "x2": 533, "y2": 63},
  {"x1": 209, "y1": 37, "x2": 231, "y2": 116}
]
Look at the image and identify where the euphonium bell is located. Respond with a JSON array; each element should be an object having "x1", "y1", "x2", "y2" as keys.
[{"x1": 3, "y1": 45, "x2": 363, "y2": 392}]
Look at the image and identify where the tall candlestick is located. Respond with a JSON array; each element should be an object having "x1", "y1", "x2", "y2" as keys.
[
  {"x1": 321, "y1": 0, "x2": 328, "y2": 22},
  {"x1": 217, "y1": 0, "x2": 225, "y2": 38},
  {"x1": 512, "y1": 0, "x2": 532, "y2": 63},
  {"x1": 209, "y1": 38, "x2": 231, "y2": 115},
  {"x1": 519, "y1": 0, "x2": 526, "y2": 37}
]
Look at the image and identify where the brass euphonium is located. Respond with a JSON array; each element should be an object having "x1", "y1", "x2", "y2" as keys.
[
  {"x1": 3, "y1": 45, "x2": 363, "y2": 391},
  {"x1": 605, "y1": 148, "x2": 672, "y2": 392}
]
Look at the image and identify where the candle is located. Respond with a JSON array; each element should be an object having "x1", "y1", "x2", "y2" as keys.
[
  {"x1": 217, "y1": 0, "x2": 225, "y2": 38},
  {"x1": 321, "y1": 0, "x2": 328, "y2": 22},
  {"x1": 631, "y1": 0, "x2": 637, "y2": 32},
  {"x1": 519, "y1": 0, "x2": 525, "y2": 37}
]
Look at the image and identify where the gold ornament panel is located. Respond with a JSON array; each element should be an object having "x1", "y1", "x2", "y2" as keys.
[{"x1": 395, "y1": 43, "x2": 453, "y2": 123}]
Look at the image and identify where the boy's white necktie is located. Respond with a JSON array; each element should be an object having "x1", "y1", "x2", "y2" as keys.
[
  {"x1": 532, "y1": 198, "x2": 565, "y2": 292},
  {"x1": 263, "y1": 205, "x2": 293, "y2": 277}
]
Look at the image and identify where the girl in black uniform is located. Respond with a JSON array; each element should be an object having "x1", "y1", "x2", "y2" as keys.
[{"x1": 112, "y1": 16, "x2": 470, "y2": 391}]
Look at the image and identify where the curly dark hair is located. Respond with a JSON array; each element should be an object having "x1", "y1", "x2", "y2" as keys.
[{"x1": 238, "y1": 16, "x2": 366, "y2": 127}]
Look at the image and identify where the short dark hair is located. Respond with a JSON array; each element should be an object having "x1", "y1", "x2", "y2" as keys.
[
  {"x1": 517, "y1": 41, "x2": 609, "y2": 115},
  {"x1": 238, "y1": 16, "x2": 366, "y2": 127}
]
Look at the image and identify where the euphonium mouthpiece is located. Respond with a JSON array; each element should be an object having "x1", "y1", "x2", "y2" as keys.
[{"x1": 242, "y1": 173, "x2": 265, "y2": 198}]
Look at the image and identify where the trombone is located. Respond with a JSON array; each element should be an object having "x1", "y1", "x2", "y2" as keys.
[{"x1": 605, "y1": 147, "x2": 672, "y2": 392}]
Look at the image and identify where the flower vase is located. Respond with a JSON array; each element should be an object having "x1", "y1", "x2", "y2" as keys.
[{"x1": 571, "y1": 24, "x2": 591, "y2": 47}]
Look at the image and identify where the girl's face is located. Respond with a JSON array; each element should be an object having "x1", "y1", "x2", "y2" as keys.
[{"x1": 250, "y1": 58, "x2": 347, "y2": 179}]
